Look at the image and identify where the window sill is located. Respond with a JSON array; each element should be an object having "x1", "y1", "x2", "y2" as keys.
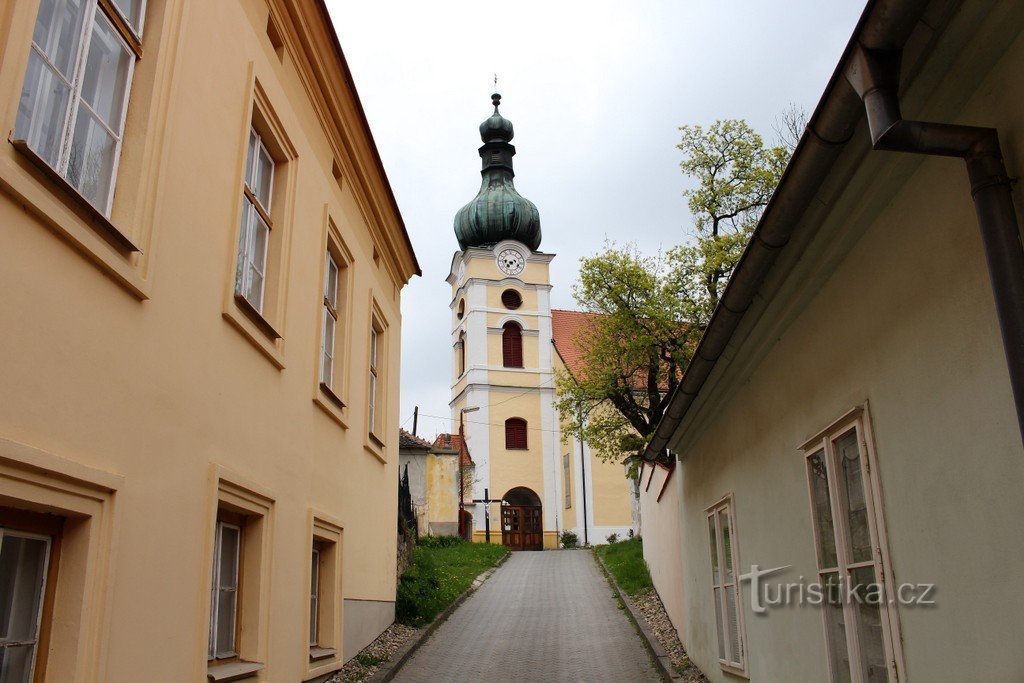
[
  {"x1": 314, "y1": 383, "x2": 349, "y2": 429},
  {"x1": 11, "y1": 140, "x2": 141, "y2": 253},
  {"x1": 207, "y1": 660, "x2": 264, "y2": 682},
  {"x1": 222, "y1": 294, "x2": 286, "y2": 369},
  {"x1": 364, "y1": 433, "x2": 387, "y2": 463},
  {"x1": 309, "y1": 646, "x2": 335, "y2": 662},
  {"x1": 719, "y1": 662, "x2": 749, "y2": 679},
  {"x1": 1, "y1": 139, "x2": 150, "y2": 298}
]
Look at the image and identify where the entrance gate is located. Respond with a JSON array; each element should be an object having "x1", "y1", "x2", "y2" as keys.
[{"x1": 501, "y1": 487, "x2": 543, "y2": 551}]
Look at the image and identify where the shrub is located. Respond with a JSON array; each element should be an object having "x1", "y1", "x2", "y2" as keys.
[
  {"x1": 417, "y1": 534, "x2": 464, "y2": 549},
  {"x1": 606, "y1": 533, "x2": 619, "y2": 544},
  {"x1": 560, "y1": 530, "x2": 579, "y2": 548}
]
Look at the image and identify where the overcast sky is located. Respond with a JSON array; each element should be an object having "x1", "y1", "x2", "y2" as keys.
[{"x1": 326, "y1": 1, "x2": 865, "y2": 441}]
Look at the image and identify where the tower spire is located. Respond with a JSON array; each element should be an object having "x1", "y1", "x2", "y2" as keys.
[{"x1": 453, "y1": 93, "x2": 542, "y2": 251}]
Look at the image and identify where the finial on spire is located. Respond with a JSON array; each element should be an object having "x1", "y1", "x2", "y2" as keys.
[{"x1": 492, "y1": 74, "x2": 501, "y2": 111}]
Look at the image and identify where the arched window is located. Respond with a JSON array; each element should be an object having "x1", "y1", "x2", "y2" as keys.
[
  {"x1": 505, "y1": 418, "x2": 528, "y2": 449},
  {"x1": 502, "y1": 322, "x2": 523, "y2": 368},
  {"x1": 457, "y1": 331, "x2": 466, "y2": 376},
  {"x1": 457, "y1": 299, "x2": 465, "y2": 319}
]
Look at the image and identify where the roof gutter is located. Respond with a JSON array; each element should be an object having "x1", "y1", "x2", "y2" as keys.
[{"x1": 644, "y1": 0, "x2": 944, "y2": 461}]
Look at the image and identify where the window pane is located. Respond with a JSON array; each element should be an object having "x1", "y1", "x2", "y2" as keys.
[
  {"x1": 708, "y1": 515, "x2": 719, "y2": 581},
  {"x1": 235, "y1": 201, "x2": 250, "y2": 295},
  {"x1": 322, "y1": 312, "x2": 335, "y2": 385},
  {"x1": 325, "y1": 255, "x2": 339, "y2": 308},
  {"x1": 245, "y1": 130, "x2": 257, "y2": 186},
  {"x1": 109, "y1": 0, "x2": 145, "y2": 36},
  {"x1": 718, "y1": 509, "x2": 733, "y2": 583},
  {"x1": 243, "y1": 211, "x2": 269, "y2": 311},
  {"x1": 712, "y1": 586, "x2": 725, "y2": 660},
  {"x1": 823, "y1": 572, "x2": 852, "y2": 683},
  {"x1": 15, "y1": 51, "x2": 71, "y2": 166},
  {"x1": 32, "y1": 0, "x2": 87, "y2": 79},
  {"x1": 368, "y1": 373, "x2": 376, "y2": 433},
  {"x1": 725, "y1": 584, "x2": 741, "y2": 665},
  {"x1": 0, "y1": 534, "x2": 49, "y2": 642},
  {"x1": 808, "y1": 450, "x2": 839, "y2": 569},
  {"x1": 79, "y1": 12, "x2": 132, "y2": 132},
  {"x1": 215, "y1": 588, "x2": 236, "y2": 656},
  {"x1": 851, "y1": 566, "x2": 889, "y2": 682},
  {"x1": 309, "y1": 595, "x2": 317, "y2": 646},
  {"x1": 834, "y1": 430, "x2": 872, "y2": 564},
  {"x1": 66, "y1": 107, "x2": 116, "y2": 210},
  {"x1": 0, "y1": 644, "x2": 35, "y2": 683},
  {"x1": 218, "y1": 526, "x2": 239, "y2": 590},
  {"x1": 252, "y1": 143, "x2": 273, "y2": 212},
  {"x1": 370, "y1": 329, "x2": 378, "y2": 368}
]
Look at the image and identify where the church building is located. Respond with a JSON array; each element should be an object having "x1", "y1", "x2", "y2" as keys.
[{"x1": 446, "y1": 94, "x2": 633, "y2": 549}]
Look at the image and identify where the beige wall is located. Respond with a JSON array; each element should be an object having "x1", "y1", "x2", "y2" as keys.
[
  {"x1": 638, "y1": 463, "x2": 685, "y2": 642},
  {"x1": 0, "y1": 0, "x2": 416, "y2": 680},
  {"x1": 646, "y1": 7, "x2": 1024, "y2": 681}
]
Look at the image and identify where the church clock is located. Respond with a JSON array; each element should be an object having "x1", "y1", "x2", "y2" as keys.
[{"x1": 497, "y1": 247, "x2": 526, "y2": 276}]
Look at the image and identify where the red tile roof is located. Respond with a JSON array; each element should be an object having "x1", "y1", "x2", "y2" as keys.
[
  {"x1": 432, "y1": 433, "x2": 475, "y2": 468},
  {"x1": 399, "y1": 428, "x2": 432, "y2": 450},
  {"x1": 551, "y1": 309, "x2": 603, "y2": 380}
]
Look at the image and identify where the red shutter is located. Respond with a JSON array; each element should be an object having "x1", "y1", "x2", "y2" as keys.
[
  {"x1": 502, "y1": 323, "x2": 522, "y2": 368},
  {"x1": 505, "y1": 418, "x2": 527, "y2": 449}
]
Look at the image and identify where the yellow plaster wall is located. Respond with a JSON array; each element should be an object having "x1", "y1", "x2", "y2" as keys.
[{"x1": 0, "y1": 1, "x2": 415, "y2": 680}]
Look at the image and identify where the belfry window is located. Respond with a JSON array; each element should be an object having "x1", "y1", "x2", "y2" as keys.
[
  {"x1": 505, "y1": 418, "x2": 527, "y2": 449},
  {"x1": 502, "y1": 322, "x2": 523, "y2": 368}
]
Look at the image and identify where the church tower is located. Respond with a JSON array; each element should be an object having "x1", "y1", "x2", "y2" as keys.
[{"x1": 446, "y1": 93, "x2": 560, "y2": 550}]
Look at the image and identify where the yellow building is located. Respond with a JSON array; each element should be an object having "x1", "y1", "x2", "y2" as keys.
[
  {"x1": 447, "y1": 95, "x2": 631, "y2": 549},
  {"x1": 0, "y1": 0, "x2": 418, "y2": 681}
]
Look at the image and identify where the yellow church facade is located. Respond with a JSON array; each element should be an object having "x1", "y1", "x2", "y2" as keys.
[{"x1": 446, "y1": 96, "x2": 632, "y2": 549}]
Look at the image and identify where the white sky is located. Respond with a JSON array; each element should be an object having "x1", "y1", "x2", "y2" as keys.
[{"x1": 326, "y1": 1, "x2": 865, "y2": 441}]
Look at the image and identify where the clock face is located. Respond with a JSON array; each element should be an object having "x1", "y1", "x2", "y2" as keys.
[{"x1": 497, "y1": 248, "x2": 526, "y2": 276}]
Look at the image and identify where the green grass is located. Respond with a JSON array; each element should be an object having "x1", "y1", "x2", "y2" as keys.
[
  {"x1": 594, "y1": 538, "x2": 652, "y2": 595},
  {"x1": 396, "y1": 539, "x2": 508, "y2": 626}
]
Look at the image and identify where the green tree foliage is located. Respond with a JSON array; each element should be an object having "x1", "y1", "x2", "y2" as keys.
[{"x1": 557, "y1": 119, "x2": 792, "y2": 463}]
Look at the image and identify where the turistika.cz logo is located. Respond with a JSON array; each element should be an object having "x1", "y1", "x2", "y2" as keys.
[{"x1": 738, "y1": 565, "x2": 936, "y2": 614}]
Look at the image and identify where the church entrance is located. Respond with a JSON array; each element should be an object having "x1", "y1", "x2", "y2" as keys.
[{"x1": 501, "y1": 487, "x2": 543, "y2": 551}]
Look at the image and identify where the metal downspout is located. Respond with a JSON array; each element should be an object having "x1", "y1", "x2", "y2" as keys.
[{"x1": 846, "y1": 45, "x2": 1024, "y2": 446}]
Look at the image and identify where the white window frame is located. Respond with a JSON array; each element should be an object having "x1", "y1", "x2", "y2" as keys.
[
  {"x1": 706, "y1": 494, "x2": 746, "y2": 677},
  {"x1": 0, "y1": 528, "x2": 52, "y2": 683},
  {"x1": 309, "y1": 548, "x2": 320, "y2": 647},
  {"x1": 209, "y1": 520, "x2": 241, "y2": 660},
  {"x1": 801, "y1": 406, "x2": 903, "y2": 683},
  {"x1": 320, "y1": 253, "x2": 340, "y2": 388},
  {"x1": 236, "y1": 128, "x2": 275, "y2": 313},
  {"x1": 16, "y1": 0, "x2": 145, "y2": 216}
]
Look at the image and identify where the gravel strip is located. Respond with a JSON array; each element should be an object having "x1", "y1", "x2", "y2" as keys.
[
  {"x1": 629, "y1": 587, "x2": 709, "y2": 682},
  {"x1": 328, "y1": 624, "x2": 421, "y2": 683}
]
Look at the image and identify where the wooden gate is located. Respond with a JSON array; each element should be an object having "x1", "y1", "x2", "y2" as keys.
[{"x1": 501, "y1": 505, "x2": 543, "y2": 550}]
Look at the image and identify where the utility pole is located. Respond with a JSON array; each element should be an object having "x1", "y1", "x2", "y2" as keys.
[
  {"x1": 412, "y1": 406, "x2": 418, "y2": 436},
  {"x1": 458, "y1": 406, "x2": 479, "y2": 539}
]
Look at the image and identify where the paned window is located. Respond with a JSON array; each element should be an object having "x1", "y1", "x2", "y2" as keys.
[
  {"x1": 0, "y1": 530, "x2": 52, "y2": 683},
  {"x1": 563, "y1": 454, "x2": 572, "y2": 508},
  {"x1": 502, "y1": 322, "x2": 523, "y2": 368},
  {"x1": 235, "y1": 128, "x2": 274, "y2": 312},
  {"x1": 309, "y1": 548, "x2": 320, "y2": 647},
  {"x1": 209, "y1": 521, "x2": 241, "y2": 660},
  {"x1": 805, "y1": 416, "x2": 897, "y2": 683},
  {"x1": 15, "y1": 0, "x2": 145, "y2": 215},
  {"x1": 368, "y1": 326, "x2": 379, "y2": 436},
  {"x1": 707, "y1": 496, "x2": 745, "y2": 675},
  {"x1": 321, "y1": 253, "x2": 340, "y2": 388},
  {"x1": 505, "y1": 418, "x2": 527, "y2": 450}
]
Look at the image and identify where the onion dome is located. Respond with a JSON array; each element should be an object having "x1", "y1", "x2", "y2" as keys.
[{"x1": 454, "y1": 93, "x2": 542, "y2": 252}]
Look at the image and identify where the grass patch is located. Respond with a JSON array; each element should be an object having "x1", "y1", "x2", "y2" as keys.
[
  {"x1": 396, "y1": 539, "x2": 508, "y2": 626},
  {"x1": 355, "y1": 652, "x2": 388, "y2": 667},
  {"x1": 594, "y1": 538, "x2": 652, "y2": 595}
]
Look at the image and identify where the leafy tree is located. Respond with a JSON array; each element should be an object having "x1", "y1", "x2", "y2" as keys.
[
  {"x1": 554, "y1": 244, "x2": 697, "y2": 463},
  {"x1": 558, "y1": 118, "x2": 793, "y2": 463}
]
